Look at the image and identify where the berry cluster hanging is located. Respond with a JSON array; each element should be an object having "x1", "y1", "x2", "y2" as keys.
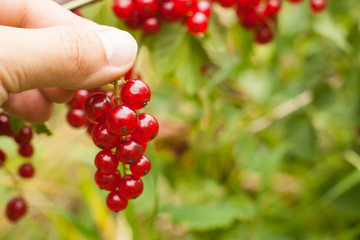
[
  {"x1": 66, "y1": 72, "x2": 159, "y2": 212},
  {"x1": 112, "y1": 0, "x2": 327, "y2": 43},
  {"x1": 0, "y1": 113, "x2": 35, "y2": 222}
]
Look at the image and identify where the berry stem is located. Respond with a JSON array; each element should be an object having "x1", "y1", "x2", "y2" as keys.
[
  {"x1": 113, "y1": 80, "x2": 121, "y2": 105},
  {"x1": 4, "y1": 165, "x2": 21, "y2": 192}
]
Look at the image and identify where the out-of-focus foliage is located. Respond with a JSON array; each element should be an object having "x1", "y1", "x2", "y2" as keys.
[{"x1": 2, "y1": 0, "x2": 360, "y2": 239}]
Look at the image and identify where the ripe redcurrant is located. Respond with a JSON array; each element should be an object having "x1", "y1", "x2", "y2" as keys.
[
  {"x1": 106, "y1": 191, "x2": 128, "y2": 211},
  {"x1": 18, "y1": 163, "x2": 35, "y2": 178},
  {"x1": 91, "y1": 124, "x2": 119, "y2": 149},
  {"x1": 14, "y1": 125, "x2": 33, "y2": 145},
  {"x1": 67, "y1": 108, "x2": 87, "y2": 128},
  {"x1": 6, "y1": 197, "x2": 27, "y2": 222},
  {"x1": 94, "y1": 150, "x2": 119, "y2": 173},
  {"x1": 130, "y1": 113, "x2": 159, "y2": 142},
  {"x1": 83, "y1": 92, "x2": 113, "y2": 124},
  {"x1": 186, "y1": 12, "x2": 208, "y2": 35},
  {"x1": 18, "y1": 144, "x2": 34, "y2": 158},
  {"x1": 116, "y1": 140, "x2": 143, "y2": 164},
  {"x1": 120, "y1": 79, "x2": 151, "y2": 110},
  {"x1": 94, "y1": 170, "x2": 121, "y2": 191},
  {"x1": 119, "y1": 175, "x2": 144, "y2": 199},
  {"x1": 106, "y1": 105, "x2": 138, "y2": 136},
  {"x1": 130, "y1": 155, "x2": 151, "y2": 178}
]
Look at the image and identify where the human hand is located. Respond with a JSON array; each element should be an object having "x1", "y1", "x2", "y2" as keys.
[{"x1": 0, "y1": 0, "x2": 138, "y2": 124}]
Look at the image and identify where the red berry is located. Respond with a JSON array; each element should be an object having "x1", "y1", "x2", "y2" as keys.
[
  {"x1": 0, "y1": 113, "x2": 12, "y2": 136},
  {"x1": 142, "y1": 17, "x2": 161, "y2": 35},
  {"x1": 196, "y1": 0, "x2": 211, "y2": 17},
  {"x1": 116, "y1": 140, "x2": 143, "y2": 164},
  {"x1": 94, "y1": 170, "x2": 121, "y2": 191},
  {"x1": 67, "y1": 90, "x2": 89, "y2": 109},
  {"x1": 67, "y1": 108, "x2": 87, "y2": 128},
  {"x1": 217, "y1": 0, "x2": 236, "y2": 8},
  {"x1": 83, "y1": 93, "x2": 113, "y2": 124},
  {"x1": 72, "y1": 9, "x2": 83, "y2": 16},
  {"x1": 186, "y1": 11, "x2": 208, "y2": 34},
  {"x1": 0, "y1": 148, "x2": 6, "y2": 166},
  {"x1": 6, "y1": 197, "x2": 27, "y2": 222},
  {"x1": 130, "y1": 113, "x2": 159, "y2": 142},
  {"x1": 121, "y1": 79, "x2": 151, "y2": 110},
  {"x1": 160, "y1": 0, "x2": 182, "y2": 21},
  {"x1": 130, "y1": 155, "x2": 151, "y2": 178},
  {"x1": 266, "y1": 0, "x2": 281, "y2": 17},
  {"x1": 106, "y1": 105, "x2": 138, "y2": 136},
  {"x1": 125, "y1": 10, "x2": 144, "y2": 29},
  {"x1": 113, "y1": 0, "x2": 136, "y2": 19},
  {"x1": 106, "y1": 191, "x2": 128, "y2": 211},
  {"x1": 18, "y1": 144, "x2": 34, "y2": 158},
  {"x1": 136, "y1": 0, "x2": 159, "y2": 18},
  {"x1": 139, "y1": 141, "x2": 147, "y2": 152},
  {"x1": 119, "y1": 175, "x2": 144, "y2": 199},
  {"x1": 173, "y1": 0, "x2": 195, "y2": 15},
  {"x1": 18, "y1": 163, "x2": 35, "y2": 178},
  {"x1": 86, "y1": 122, "x2": 96, "y2": 136},
  {"x1": 92, "y1": 124, "x2": 119, "y2": 149},
  {"x1": 124, "y1": 68, "x2": 133, "y2": 80},
  {"x1": 254, "y1": 25, "x2": 273, "y2": 44},
  {"x1": 94, "y1": 150, "x2": 119, "y2": 173},
  {"x1": 14, "y1": 125, "x2": 33, "y2": 145},
  {"x1": 310, "y1": 0, "x2": 326, "y2": 13}
]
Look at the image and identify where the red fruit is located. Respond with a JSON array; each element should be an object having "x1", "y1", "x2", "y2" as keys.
[
  {"x1": 160, "y1": 0, "x2": 182, "y2": 21},
  {"x1": 140, "y1": 141, "x2": 147, "y2": 152},
  {"x1": 121, "y1": 79, "x2": 151, "y2": 110},
  {"x1": 130, "y1": 113, "x2": 159, "y2": 142},
  {"x1": 119, "y1": 175, "x2": 144, "y2": 199},
  {"x1": 142, "y1": 17, "x2": 161, "y2": 34},
  {"x1": 94, "y1": 150, "x2": 119, "y2": 173},
  {"x1": 18, "y1": 163, "x2": 35, "y2": 178},
  {"x1": 217, "y1": 0, "x2": 236, "y2": 8},
  {"x1": 196, "y1": 0, "x2": 211, "y2": 17},
  {"x1": 86, "y1": 122, "x2": 96, "y2": 136},
  {"x1": 72, "y1": 9, "x2": 83, "y2": 16},
  {"x1": 67, "y1": 108, "x2": 87, "y2": 128},
  {"x1": 113, "y1": 0, "x2": 136, "y2": 19},
  {"x1": 310, "y1": 0, "x2": 326, "y2": 13},
  {"x1": 92, "y1": 124, "x2": 119, "y2": 149},
  {"x1": 130, "y1": 155, "x2": 151, "y2": 178},
  {"x1": 18, "y1": 144, "x2": 34, "y2": 158},
  {"x1": 136, "y1": 0, "x2": 159, "y2": 18},
  {"x1": 116, "y1": 140, "x2": 143, "y2": 164},
  {"x1": 124, "y1": 68, "x2": 133, "y2": 80},
  {"x1": 125, "y1": 10, "x2": 144, "y2": 29},
  {"x1": 106, "y1": 105, "x2": 138, "y2": 136},
  {"x1": 0, "y1": 113, "x2": 12, "y2": 136},
  {"x1": 106, "y1": 191, "x2": 128, "y2": 211},
  {"x1": 173, "y1": 0, "x2": 195, "y2": 15},
  {"x1": 266, "y1": 0, "x2": 281, "y2": 17},
  {"x1": 94, "y1": 170, "x2": 121, "y2": 191},
  {"x1": 67, "y1": 90, "x2": 89, "y2": 109},
  {"x1": 254, "y1": 25, "x2": 273, "y2": 44},
  {"x1": 186, "y1": 11, "x2": 208, "y2": 34},
  {"x1": 83, "y1": 93, "x2": 113, "y2": 124},
  {"x1": 14, "y1": 125, "x2": 33, "y2": 145},
  {"x1": 6, "y1": 197, "x2": 27, "y2": 222},
  {"x1": 0, "y1": 148, "x2": 6, "y2": 166}
]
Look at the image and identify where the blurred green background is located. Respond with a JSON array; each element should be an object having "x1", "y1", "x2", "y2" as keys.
[{"x1": 2, "y1": 0, "x2": 360, "y2": 239}]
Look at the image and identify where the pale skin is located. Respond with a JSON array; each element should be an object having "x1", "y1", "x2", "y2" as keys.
[{"x1": 0, "y1": 0, "x2": 138, "y2": 124}]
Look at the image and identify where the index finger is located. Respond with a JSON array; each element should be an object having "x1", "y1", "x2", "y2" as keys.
[{"x1": 0, "y1": 0, "x2": 95, "y2": 28}]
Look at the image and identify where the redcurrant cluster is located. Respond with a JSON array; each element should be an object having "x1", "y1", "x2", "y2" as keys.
[
  {"x1": 66, "y1": 77, "x2": 158, "y2": 212},
  {"x1": 113, "y1": 0, "x2": 211, "y2": 35},
  {"x1": 0, "y1": 113, "x2": 35, "y2": 222},
  {"x1": 112, "y1": 0, "x2": 327, "y2": 43}
]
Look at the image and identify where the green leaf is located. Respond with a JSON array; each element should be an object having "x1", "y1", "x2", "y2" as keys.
[
  {"x1": 162, "y1": 201, "x2": 255, "y2": 231},
  {"x1": 31, "y1": 123, "x2": 53, "y2": 136},
  {"x1": 313, "y1": 13, "x2": 351, "y2": 52},
  {"x1": 8, "y1": 115, "x2": 24, "y2": 135}
]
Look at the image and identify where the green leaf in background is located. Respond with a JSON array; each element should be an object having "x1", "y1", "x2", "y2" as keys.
[
  {"x1": 31, "y1": 123, "x2": 53, "y2": 136},
  {"x1": 162, "y1": 200, "x2": 256, "y2": 231},
  {"x1": 8, "y1": 115, "x2": 24, "y2": 135}
]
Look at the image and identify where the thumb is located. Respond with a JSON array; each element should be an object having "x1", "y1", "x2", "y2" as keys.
[{"x1": 0, "y1": 24, "x2": 137, "y2": 105}]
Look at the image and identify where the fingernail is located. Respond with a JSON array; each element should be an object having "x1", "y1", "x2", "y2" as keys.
[{"x1": 97, "y1": 27, "x2": 138, "y2": 67}]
